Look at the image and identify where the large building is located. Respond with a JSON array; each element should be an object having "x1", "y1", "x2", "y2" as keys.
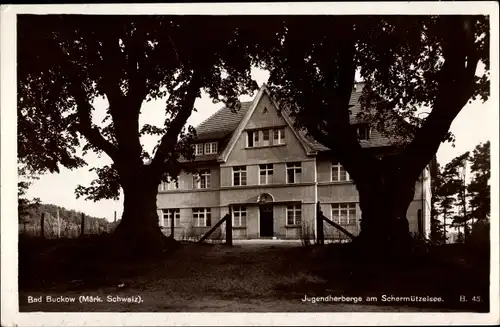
[{"x1": 156, "y1": 84, "x2": 432, "y2": 240}]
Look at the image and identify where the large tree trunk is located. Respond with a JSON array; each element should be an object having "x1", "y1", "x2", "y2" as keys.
[
  {"x1": 355, "y1": 174, "x2": 416, "y2": 258},
  {"x1": 112, "y1": 176, "x2": 168, "y2": 257}
]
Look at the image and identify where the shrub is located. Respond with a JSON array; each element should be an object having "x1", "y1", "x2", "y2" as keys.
[{"x1": 300, "y1": 220, "x2": 314, "y2": 247}]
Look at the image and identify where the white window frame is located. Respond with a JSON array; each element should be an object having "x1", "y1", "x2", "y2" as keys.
[
  {"x1": 331, "y1": 161, "x2": 350, "y2": 182},
  {"x1": 192, "y1": 208, "x2": 211, "y2": 227},
  {"x1": 273, "y1": 128, "x2": 285, "y2": 145},
  {"x1": 210, "y1": 142, "x2": 217, "y2": 154},
  {"x1": 262, "y1": 129, "x2": 270, "y2": 146},
  {"x1": 160, "y1": 176, "x2": 179, "y2": 191},
  {"x1": 259, "y1": 164, "x2": 274, "y2": 185},
  {"x1": 233, "y1": 166, "x2": 247, "y2": 186},
  {"x1": 162, "y1": 208, "x2": 180, "y2": 227},
  {"x1": 193, "y1": 168, "x2": 211, "y2": 189},
  {"x1": 332, "y1": 203, "x2": 357, "y2": 225},
  {"x1": 286, "y1": 204, "x2": 302, "y2": 225},
  {"x1": 247, "y1": 130, "x2": 260, "y2": 148},
  {"x1": 195, "y1": 144, "x2": 204, "y2": 156},
  {"x1": 286, "y1": 162, "x2": 302, "y2": 184},
  {"x1": 204, "y1": 142, "x2": 218, "y2": 154},
  {"x1": 232, "y1": 206, "x2": 247, "y2": 227}
]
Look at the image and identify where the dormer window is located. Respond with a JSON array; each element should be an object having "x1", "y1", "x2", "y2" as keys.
[
  {"x1": 195, "y1": 142, "x2": 218, "y2": 156},
  {"x1": 356, "y1": 125, "x2": 371, "y2": 141},
  {"x1": 195, "y1": 144, "x2": 204, "y2": 156},
  {"x1": 205, "y1": 142, "x2": 218, "y2": 154}
]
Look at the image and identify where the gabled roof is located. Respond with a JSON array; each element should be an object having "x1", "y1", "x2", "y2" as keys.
[
  {"x1": 218, "y1": 85, "x2": 317, "y2": 162},
  {"x1": 192, "y1": 83, "x2": 402, "y2": 161},
  {"x1": 195, "y1": 101, "x2": 253, "y2": 141}
]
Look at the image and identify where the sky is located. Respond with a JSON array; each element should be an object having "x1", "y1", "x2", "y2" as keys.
[{"x1": 24, "y1": 67, "x2": 494, "y2": 221}]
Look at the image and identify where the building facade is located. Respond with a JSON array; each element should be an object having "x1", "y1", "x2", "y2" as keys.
[{"x1": 156, "y1": 84, "x2": 432, "y2": 240}]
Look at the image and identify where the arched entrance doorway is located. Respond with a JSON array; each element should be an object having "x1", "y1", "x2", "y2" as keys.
[{"x1": 257, "y1": 193, "x2": 274, "y2": 237}]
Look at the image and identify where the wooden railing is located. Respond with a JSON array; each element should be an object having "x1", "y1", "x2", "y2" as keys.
[
  {"x1": 316, "y1": 201, "x2": 355, "y2": 245},
  {"x1": 198, "y1": 207, "x2": 233, "y2": 246}
]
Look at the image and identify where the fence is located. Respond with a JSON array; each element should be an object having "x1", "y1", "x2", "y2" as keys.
[
  {"x1": 159, "y1": 203, "x2": 355, "y2": 246},
  {"x1": 198, "y1": 207, "x2": 233, "y2": 246},
  {"x1": 316, "y1": 202, "x2": 355, "y2": 245},
  {"x1": 19, "y1": 212, "x2": 117, "y2": 239}
]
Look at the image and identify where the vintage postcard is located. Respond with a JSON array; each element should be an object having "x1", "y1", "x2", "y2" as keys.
[{"x1": 1, "y1": 2, "x2": 499, "y2": 326}]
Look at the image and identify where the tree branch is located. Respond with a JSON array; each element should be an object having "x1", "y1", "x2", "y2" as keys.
[
  {"x1": 312, "y1": 28, "x2": 380, "y2": 181},
  {"x1": 400, "y1": 17, "x2": 480, "y2": 184},
  {"x1": 149, "y1": 71, "x2": 203, "y2": 180},
  {"x1": 122, "y1": 24, "x2": 148, "y2": 105},
  {"x1": 91, "y1": 21, "x2": 127, "y2": 107},
  {"x1": 50, "y1": 33, "x2": 121, "y2": 164},
  {"x1": 70, "y1": 82, "x2": 120, "y2": 164}
]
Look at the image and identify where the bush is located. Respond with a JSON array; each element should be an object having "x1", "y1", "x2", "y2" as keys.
[
  {"x1": 467, "y1": 219, "x2": 490, "y2": 255},
  {"x1": 300, "y1": 220, "x2": 314, "y2": 246}
]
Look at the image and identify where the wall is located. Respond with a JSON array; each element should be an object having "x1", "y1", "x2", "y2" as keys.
[
  {"x1": 159, "y1": 207, "x2": 221, "y2": 240},
  {"x1": 317, "y1": 159, "x2": 431, "y2": 238},
  {"x1": 220, "y1": 160, "x2": 316, "y2": 187},
  {"x1": 157, "y1": 165, "x2": 221, "y2": 209},
  {"x1": 223, "y1": 92, "x2": 311, "y2": 166}
]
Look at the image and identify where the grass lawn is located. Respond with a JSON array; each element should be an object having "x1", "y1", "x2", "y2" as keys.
[{"x1": 18, "y1": 236, "x2": 490, "y2": 312}]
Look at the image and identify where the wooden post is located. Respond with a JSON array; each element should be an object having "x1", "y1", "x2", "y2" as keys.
[
  {"x1": 57, "y1": 209, "x2": 61, "y2": 238},
  {"x1": 226, "y1": 207, "x2": 233, "y2": 246},
  {"x1": 316, "y1": 202, "x2": 324, "y2": 245},
  {"x1": 198, "y1": 214, "x2": 228, "y2": 243},
  {"x1": 80, "y1": 213, "x2": 85, "y2": 237},
  {"x1": 114, "y1": 211, "x2": 117, "y2": 224},
  {"x1": 321, "y1": 215, "x2": 355, "y2": 240},
  {"x1": 40, "y1": 212, "x2": 45, "y2": 239},
  {"x1": 170, "y1": 211, "x2": 175, "y2": 239}
]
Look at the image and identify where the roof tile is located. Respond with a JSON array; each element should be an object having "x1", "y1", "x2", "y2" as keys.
[
  {"x1": 193, "y1": 84, "x2": 400, "y2": 153},
  {"x1": 195, "y1": 101, "x2": 252, "y2": 141}
]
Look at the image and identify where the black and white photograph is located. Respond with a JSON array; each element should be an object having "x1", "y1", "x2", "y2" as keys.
[{"x1": 1, "y1": 2, "x2": 499, "y2": 326}]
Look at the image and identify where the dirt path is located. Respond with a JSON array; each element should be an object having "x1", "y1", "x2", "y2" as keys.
[{"x1": 18, "y1": 242, "x2": 455, "y2": 312}]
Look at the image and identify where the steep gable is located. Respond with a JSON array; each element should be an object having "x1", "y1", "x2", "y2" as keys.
[
  {"x1": 220, "y1": 86, "x2": 317, "y2": 163},
  {"x1": 195, "y1": 101, "x2": 253, "y2": 141},
  {"x1": 189, "y1": 82, "x2": 409, "y2": 162},
  {"x1": 223, "y1": 90, "x2": 313, "y2": 164}
]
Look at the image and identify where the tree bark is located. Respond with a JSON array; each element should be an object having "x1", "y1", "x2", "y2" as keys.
[
  {"x1": 112, "y1": 173, "x2": 168, "y2": 257},
  {"x1": 355, "y1": 171, "x2": 416, "y2": 258}
]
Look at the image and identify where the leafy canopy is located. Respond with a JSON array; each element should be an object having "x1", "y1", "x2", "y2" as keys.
[
  {"x1": 18, "y1": 15, "x2": 260, "y2": 200},
  {"x1": 252, "y1": 15, "x2": 489, "y2": 186}
]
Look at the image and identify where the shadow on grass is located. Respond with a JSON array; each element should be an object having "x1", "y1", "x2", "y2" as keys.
[
  {"x1": 19, "y1": 234, "x2": 490, "y2": 312},
  {"x1": 274, "y1": 242, "x2": 490, "y2": 312},
  {"x1": 18, "y1": 233, "x2": 180, "y2": 291}
]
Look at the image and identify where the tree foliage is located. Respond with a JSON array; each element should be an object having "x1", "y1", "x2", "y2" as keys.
[
  {"x1": 253, "y1": 15, "x2": 489, "y2": 184},
  {"x1": 430, "y1": 162, "x2": 447, "y2": 244},
  {"x1": 442, "y1": 152, "x2": 471, "y2": 235},
  {"x1": 432, "y1": 141, "x2": 490, "y2": 243},
  {"x1": 249, "y1": 15, "x2": 489, "y2": 248},
  {"x1": 18, "y1": 165, "x2": 41, "y2": 223},
  {"x1": 18, "y1": 15, "x2": 259, "y2": 201},
  {"x1": 19, "y1": 202, "x2": 116, "y2": 234},
  {"x1": 467, "y1": 141, "x2": 490, "y2": 220}
]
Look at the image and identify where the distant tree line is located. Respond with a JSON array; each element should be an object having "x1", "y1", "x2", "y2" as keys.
[
  {"x1": 19, "y1": 200, "x2": 117, "y2": 237},
  {"x1": 430, "y1": 141, "x2": 490, "y2": 244}
]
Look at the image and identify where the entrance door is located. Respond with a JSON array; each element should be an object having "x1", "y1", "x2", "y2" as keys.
[{"x1": 259, "y1": 204, "x2": 274, "y2": 237}]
